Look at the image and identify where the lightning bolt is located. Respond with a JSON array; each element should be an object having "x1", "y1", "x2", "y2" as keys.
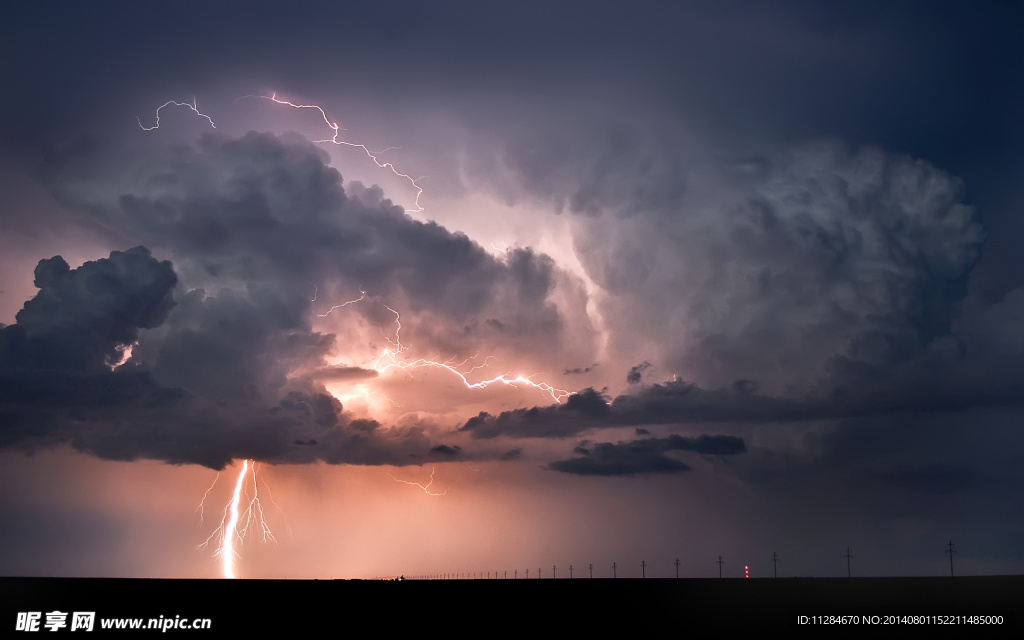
[
  {"x1": 238, "y1": 93, "x2": 425, "y2": 213},
  {"x1": 197, "y1": 459, "x2": 281, "y2": 579},
  {"x1": 137, "y1": 98, "x2": 216, "y2": 131},
  {"x1": 379, "y1": 355, "x2": 572, "y2": 404},
  {"x1": 313, "y1": 287, "x2": 368, "y2": 318},
  {"x1": 195, "y1": 472, "x2": 220, "y2": 527},
  {"x1": 388, "y1": 465, "x2": 451, "y2": 496},
  {"x1": 316, "y1": 289, "x2": 571, "y2": 403}
]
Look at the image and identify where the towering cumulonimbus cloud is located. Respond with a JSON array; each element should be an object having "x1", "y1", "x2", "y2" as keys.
[
  {"x1": 489, "y1": 125, "x2": 986, "y2": 395},
  {"x1": 47, "y1": 131, "x2": 598, "y2": 372},
  {"x1": 0, "y1": 130, "x2": 600, "y2": 469}
]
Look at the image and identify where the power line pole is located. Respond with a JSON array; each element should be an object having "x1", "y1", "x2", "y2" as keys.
[
  {"x1": 612, "y1": 562, "x2": 617, "y2": 579},
  {"x1": 674, "y1": 557, "x2": 680, "y2": 579},
  {"x1": 844, "y1": 547, "x2": 853, "y2": 578},
  {"x1": 553, "y1": 565, "x2": 556, "y2": 579},
  {"x1": 771, "y1": 552, "x2": 779, "y2": 578},
  {"x1": 717, "y1": 555, "x2": 724, "y2": 579},
  {"x1": 589, "y1": 563, "x2": 593, "y2": 579},
  {"x1": 946, "y1": 541, "x2": 956, "y2": 577},
  {"x1": 641, "y1": 560, "x2": 646, "y2": 578},
  {"x1": 569, "y1": 564, "x2": 574, "y2": 579}
]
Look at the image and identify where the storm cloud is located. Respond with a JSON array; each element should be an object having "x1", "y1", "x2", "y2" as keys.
[
  {"x1": 0, "y1": 131, "x2": 601, "y2": 468},
  {"x1": 548, "y1": 434, "x2": 746, "y2": 476}
]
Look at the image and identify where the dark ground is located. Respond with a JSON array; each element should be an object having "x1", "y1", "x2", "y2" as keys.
[{"x1": 4, "y1": 575, "x2": 1019, "y2": 633}]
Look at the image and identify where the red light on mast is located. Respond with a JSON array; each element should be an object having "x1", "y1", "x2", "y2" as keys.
[{"x1": 744, "y1": 564, "x2": 749, "y2": 579}]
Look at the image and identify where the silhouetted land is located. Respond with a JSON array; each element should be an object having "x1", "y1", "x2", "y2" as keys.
[{"x1": 4, "y1": 575, "x2": 1019, "y2": 633}]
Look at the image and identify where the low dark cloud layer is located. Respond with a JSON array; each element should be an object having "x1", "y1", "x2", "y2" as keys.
[
  {"x1": 549, "y1": 434, "x2": 746, "y2": 476},
  {"x1": 464, "y1": 335, "x2": 1024, "y2": 439}
]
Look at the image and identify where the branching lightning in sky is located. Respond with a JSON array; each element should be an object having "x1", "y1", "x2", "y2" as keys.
[
  {"x1": 388, "y1": 465, "x2": 451, "y2": 496},
  {"x1": 137, "y1": 98, "x2": 216, "y2": 131},
  {"x1": 197, "y1": 460, "x2": 280, "y2": 579},
  {"x1": 239, "y1": 93, "x2": 425, "y2": 213},
  {"x1": 379, "y1": 354, "x2": 572, "y2": 403},
  {"x1": 316, "y1": 288, "x2": 572, "y2": 404},
  {"x1": 195, "y1": 472, "x2": 220, "y2": 527},
  {"x1": 311, "y1": 285, "x2": 367, "y2": 318}
]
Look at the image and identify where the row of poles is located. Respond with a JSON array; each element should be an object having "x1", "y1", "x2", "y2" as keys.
[{"x1": 403, "y1": 541, "x2": 959, "y2": 580}]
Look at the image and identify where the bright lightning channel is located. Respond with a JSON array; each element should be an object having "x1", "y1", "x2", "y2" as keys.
[
  {"x1": 316, "y1": 289, "x2": 572, "y2": 404},
  {"x1": 197, "y1": 459, "x2": 280, "y2": 579},
  {"x1": 137, "y1": 98, "x2": 216, "y2": 131},
  {"x1": 388, "y1": 465, "x2": 450, "y2": 496}
]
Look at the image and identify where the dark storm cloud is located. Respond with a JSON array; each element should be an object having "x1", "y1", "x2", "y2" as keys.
[
  {"x1": 507, "y1": 134, "x2": 989, "y2": 396},
  {"x1": 563, "y1": 364, "x2": 596, "y2": 375},
  {"x1": 0, "y1": 250, "x2": 446, "y2": 468},
  {"x1": 463, "y1": 334, "x2": 1024, "y2": 439},
  {"x1": 548, "y1": 434, "x2": 745, "y2": 476},
  {"x1": 0, "y1": 131, "x2": 599, "y2": 468},
  {"x1": 304, "y1": 365, "x2": 379, "y2": 382},
  {"x1": 626, "y1": 361, "x2": 651, "y2": 385},
  {"x1": 428, "y1": 444, "x2": 462, "y2": 458},
  {"x1": 0, "y1": 247, "x2": 176, "y2": 373},
  {"x1": 461, "y1": 388, "x2": 611, "y2": 439},
  {"x1": 46, "y1": 131, "x2": 588, "y2": 364}
]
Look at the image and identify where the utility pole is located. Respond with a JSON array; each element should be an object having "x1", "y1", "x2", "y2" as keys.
[
  {"x1": 569, "y1": 564, "x2": 574, "y2": 579},
  {"x1": 674, "y1": 558, "x2": 680, "y2": 579},
  {"x1": 844, "y1": 547, "x2": 853, "y2": 578},
  {"x1": 553, "y1": 565, "x2": 556, "y2": 579},
  {"x1": 613, "y1": 562, "x2": 617, "y2": 579},
  {"x1": 771, "y1": 552, "x2": 779, "y2": 578},
  {"x1": 717, "y1": 555, "x2": 724, "y2": 579},
  {"x1": 525, "y1": 568, "x2": 529, "y2": 579},
  {"x1": 538, "y1": 567, "x2": 541, "y2": 579},
  {"x1": 504, "y1": 570, "x2": 507, "y2": 579},
  {"x1": 515, "y1": 569, "x2": 518, "y2": 579},
  {"x1": 641, "y1": 560, "x2": 646, "y2": 578},
  {"x1": 589, "y1": 563, "x2": 593, "y2": 579},
  {"x1": 946, "y1": 541, "x2": 957, "y2": 577}
]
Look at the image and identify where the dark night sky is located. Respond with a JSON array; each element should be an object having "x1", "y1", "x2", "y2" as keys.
[{"x1": 1, "y1": 1, "x2": 1022, "y2": 579}]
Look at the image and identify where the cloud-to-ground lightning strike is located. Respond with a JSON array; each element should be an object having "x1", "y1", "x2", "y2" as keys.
[
  {"x1": 197, "y1": 460, "x2": 280, "y2": 579},
  {"x1": 137, "y1": 98, "x2": 216, "y2": 131},
  {"x1": 240, "y1": 93, "x2": 425, "y2": 213},
  {"x1": 139, "y1": 93, "x2": 569, "y2": 577}
]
